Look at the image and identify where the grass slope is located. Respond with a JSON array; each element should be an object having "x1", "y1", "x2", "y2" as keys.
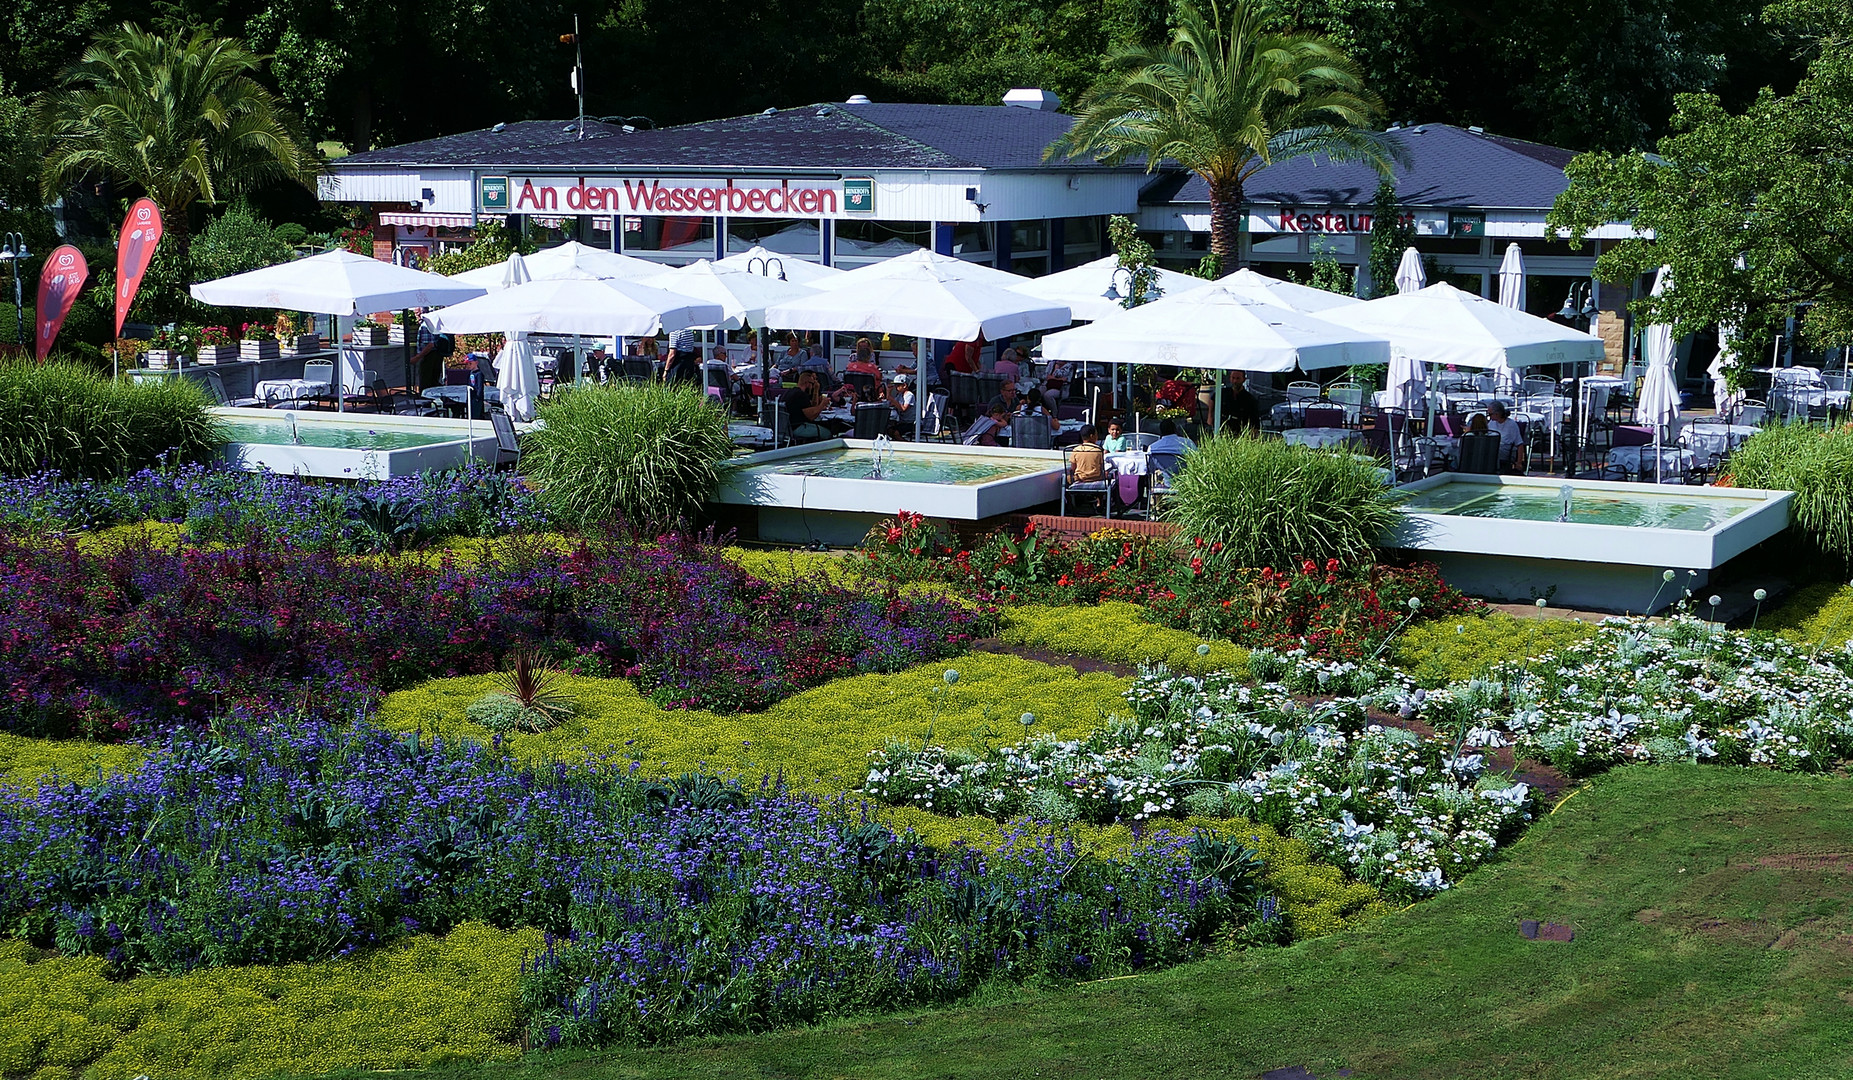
[{"x1": 314, "y1": 766, "x2": 1853, "y2": 1080}]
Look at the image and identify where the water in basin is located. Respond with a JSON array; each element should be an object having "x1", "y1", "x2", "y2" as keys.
[
  {"x1": 221, "y1": 419, "x2": 462, "y2": 451},
  {"x1": 1399, "y1": 484, "x2": 1746, "y2": 531},
  {"x1": 734, "y1": 448, "x2": 1050, "y2": 486}
]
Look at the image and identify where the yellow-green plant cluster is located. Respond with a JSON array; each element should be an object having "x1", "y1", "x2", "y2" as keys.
[
  {"x1": 0, "y1": 922, "x2": 541, "y2": 1080},
  {"x1": 377, "y1": 653, "x2": 1130, "y2": 795},
  {"x1": 1000, "y1": 602, "x2": 1250, "y2": 675},
  {"x1": 1761, "y1": 582, "x2": 1853, "y2": 648},
  {"x1": 876, "y1": 808, "x2": 1386, "y2": 939},
  {"x1": 0, "y1": 733, "x2": 146, "y2": 790},
  {"x1": 1394, "y1": 612, "x2": 1598, "y2": 687}
]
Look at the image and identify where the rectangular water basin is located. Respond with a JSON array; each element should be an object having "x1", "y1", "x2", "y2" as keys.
[
  {"x1": 212, "y1": 407, "x2": 502, "y2": 479},
  {"x1": 1386, "y1": 474, "x2": 1791, "y2": 613},
  {"x1": 715, "y1": 440, "x2": 1066, "y2": 546}
]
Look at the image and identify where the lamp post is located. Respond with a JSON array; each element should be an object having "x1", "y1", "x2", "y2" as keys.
[{"x1": 0, "y1": 233, "x2": 29, "y2": 350}]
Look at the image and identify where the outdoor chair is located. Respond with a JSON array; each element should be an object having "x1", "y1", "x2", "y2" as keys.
[
  {"x1": 1012, "y1": 416, "x2": 1055, "y2": 449},
  {"x1": 1735, "y1": 400, "x2": 1768, "y2": 427},
  {"x1": 204, "y1": 370, "x2": 264, "y2": 409},
  {"x1": 1523, "y1": 375, "x2": 1557, "y2": 398},
  {"x1": 1286, "y1": 380, "x2": 1321, "y2": 404},
  {"x1": 1824, "y1": 371, "x2": 1852, "y2": 393},
  {"x1": 1303, "y1": 405, "x2": 1346, "y2": 429},
  {"x1": 769, "y1": 400, "x2": 793, "y2": 448},
  {"x1": 489, "y1": 410, "x2": 521, "y2": 470},
  {"x1": 853, "y1": 402, "x2": 889, "y2": 440},
  {"x1": 1146, "y1": 449, "x2": 1186, "y2": 513},
  {"x1": 621, "y1": 358, "x2": 655, "y2": 382},
  {"x1": 1060, "y1": 447, "x2": 1116, "y2": 518},
  {"x1": 1456, "y1": 433, "x2": 1502, "y2": 475},
  {"x1": 843, "y1": 371, "x2": 879, "y2": 397}
]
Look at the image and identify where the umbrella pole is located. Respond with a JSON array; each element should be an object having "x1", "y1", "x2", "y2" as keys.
[
  {"x1": 759, "y1": 326, "x2": 771, "y2": 427},
  {"x1": 915, "y1": 338, "x2": 925, "y2": 442},
  {"x1": 336, "y1": 314, "x2": 347, "y2": 413}
]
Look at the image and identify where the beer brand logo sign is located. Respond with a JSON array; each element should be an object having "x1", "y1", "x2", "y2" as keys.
[
  {"x1": 480, "y1": 176, "x2": 510, "y2": 211},
  {"x1": 843, "y1": 178, "x2": 874, "y2": 213}
]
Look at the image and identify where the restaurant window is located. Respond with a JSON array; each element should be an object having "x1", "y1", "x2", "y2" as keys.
[
  {"x1": 1010, "y1": 221, "x2": 1047, "y2": 254},
  {"x1": 1249, "y1": 234, "x2": 1301, "y2": 255},
  {"x1": 950, "y1": 222, "x2": 991, "y2": 257},
  {"x1": 1061, "y1": 216, "x2": 1102, "y2": 249},
  {"x1": 524, "y1": 216, "x2": 573, "y2": 247},
  {"x1": 1414, "y1": 236, "x2": 1484, "y2": 257},
  {"x1": 835, "y1": 219, "x2": 929, "y2": 266},
  {"x1": 1011, "y1": 256, "x2": 1048, "y2": 277},
  {"x1": 1309, "y1": 235, "x2": 1357, "y2": 256},
  {"x1": 1514, "y1": 237, "x2": 1584, "y2": 259},
  {"x1": 727, "y1": 217, "x2": 822, "y2": 260},
  {"x1": 621, "y1": 216, "x2": 715, "y2": 262}
]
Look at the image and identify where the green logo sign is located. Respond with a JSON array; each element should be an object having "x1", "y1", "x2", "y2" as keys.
[
  {"x1": 1450, "y1": 212, "x2": 1485, "y2": 238},
  {"x1": 480, "y1": 176, "x2": 509, "y2": 212},
  {"x1": 843, "y1": 178, "x2": 874, "y2": 214}
]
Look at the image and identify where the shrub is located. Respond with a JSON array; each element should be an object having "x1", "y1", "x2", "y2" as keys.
[
  {"x1": 0, "y1": 923, "x2": 540, "y2": 1080},
  {"x1": 1160, "y1": 435, "x2": 1399, "y2": 569},
  {"x1": 1761, "y1": 582, "x2": 1853, "y2": 647},
  {"x1": 1727, "y1": 422, "x2": 1853, "y2": 567},
  {"x1": 1000, "y1": 602, "x2": 1250, "y2": 674},
  {"x1": 1395, "y1": 612, "x2": 1599, "y2": 686},
  {"x1": 0, "y1": 360, "x2": 222, "y2": 478},
  {"x1": 524, "y1": 382, "x2": 732, "y2": 529}
]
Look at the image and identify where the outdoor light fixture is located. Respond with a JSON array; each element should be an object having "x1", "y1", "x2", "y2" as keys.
[{"x1": 0, "y1": 232, "x2": 28, "y2": 348}]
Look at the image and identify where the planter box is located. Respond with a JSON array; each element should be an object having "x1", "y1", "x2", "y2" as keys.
[
  {"x1": 240, "y1": 339, "x2": 281, "y2": 361},
  {"x1": 285, "y1": 334, "x2": 323, "y2": 356},
  {"x1": 197, "y1": 344, "x2": 240, "y2": 365},
  {"x1": 143, "y1": 349, "x2": 178, "y2": 369},
  {"x1": 388, "y1": 324, "x2": 408, "y2": 345},
  {"x1": 351, "y1": 326, "x2": 389, "y2": 346}
]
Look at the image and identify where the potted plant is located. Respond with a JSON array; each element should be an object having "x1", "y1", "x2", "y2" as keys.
[
  {"x1": 143, "y1": 327, "x2": 192, "y2": 369},
  {"x1": 278, "y1": 313, "x2": 322, "y2": 356},
  {"x1": 387, "y1": 310, "x2": 414, "y2": 345},
  {"x1": 351, "y1": 317, "x2": 389, "y2": 346},
  {"x1": 239, "y1": 321, "x2": 280, "y2": 360},
  {"x1": 196, "y1": 325, "x2": 239, "y2": 364}
]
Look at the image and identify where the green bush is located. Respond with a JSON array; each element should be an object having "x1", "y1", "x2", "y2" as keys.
[
  {"x1": 1000, "y1": 602, "x2": 1250, "y2": 675},
  {"x1": 0, "y1": 731, "x2": 147, "y2": 790},
  {"x1": 1394, "y1": 612, "x2": 1598, "y2": 687},
  {"x1": 0, "y1": 360, "x2": 222, "y2": 478},
  {"x1": 1728, "y1": 423, "x2": 1853, "y2": 567},
  {"x1": 1161, "y1": 435, "x2": 1398, "y2": 569},
  {"x1": 523, "y1": 382, "x2": 732, "y2": 529}
]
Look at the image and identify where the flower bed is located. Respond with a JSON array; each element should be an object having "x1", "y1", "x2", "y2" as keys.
[{"x1": 0, "y1": 532, "x2": 989, "y2": 737}]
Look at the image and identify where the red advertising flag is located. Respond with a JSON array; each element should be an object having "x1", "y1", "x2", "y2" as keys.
[
  {"x1": 35, "y1": 246, "x2": 89, "y2": 362},
  {"x1": 114, "y1": 198, "x2": 164, "y2": 338}
]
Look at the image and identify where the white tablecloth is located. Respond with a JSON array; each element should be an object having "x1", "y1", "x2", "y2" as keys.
[
  {"x1": 1284, "y1": 427, "x2": 1360, "y2": 449},
  {"x1": 1106, "y1": 450, "x2": 1147, "y2": 476},
  {"x1": 1416, "y1": 435, "x2": 1459, "y2": 469},
  {"x1": 1679, "y1": 423, "x2": 1759, "y2": 458},
  {"x1": 1270, "y1": 400, "x2": 1356, "y2": 426},
  {"x1": 1608, "y1": 446, "x2": 1695, "y2": 475},
  {"x1": 255, "y1": 378, "x2": 321, "y2": 403},
  {"x1": 729, "y1": 423, "x2": 774, "y2": 448}
]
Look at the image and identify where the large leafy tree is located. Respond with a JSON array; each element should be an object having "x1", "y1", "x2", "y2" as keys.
[
  {"x1": 40, "y1": 24, "x2": 319, "y2": 255},
  {"x1": 1547, "y1": 0, "x2": 1853, "y2": 353},
  {"x1": 1046, "y1": 0, "x2": 1391, "y2": 261}
]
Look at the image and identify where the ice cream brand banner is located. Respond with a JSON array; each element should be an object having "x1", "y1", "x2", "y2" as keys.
[
  {"x1": 35, "y1": 246, "x2": 88, "y2": 361},
  {"x1": 115, "y1": 199, "x2": 164, "y2": 338}
]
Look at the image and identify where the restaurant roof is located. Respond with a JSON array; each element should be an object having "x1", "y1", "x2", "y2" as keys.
[{"x1": 334, "y1": 102, "x2": 1118, "y2": 173}]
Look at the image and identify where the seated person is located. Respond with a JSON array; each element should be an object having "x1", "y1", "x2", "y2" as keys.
[
  {"x1": 1018, "y1": 388, "x2": 1060, "y2": 437},
  {"x1": 885, "y1": 373, "x2": 916, "y2": 427},
  {"x1": 1101, "y1": 419, "x2": 1132, "y2": 453},
  {"x1": 780, "y1": 370, "x2": 835, "y2": 440},
  {"x1": 945, "y1": 333, "x2": 985, "y2": 375},
  {"x1": 846, "y1": 337, "x2": 882, "y2": 377},
  {"x1": 1041, "y1": 357, "x2": 1071, "y2": 404},
  {"x1": 1221, "y1": 371, "x2": 1262, "y2": 435},
  {"x1": 1147, "y1": 418, "x2": 1197, "y2": 456},
  {"x1": 986, "y1": 380, "x2": 1021, "y2": 417},
  {"x1": 993, "y1": 347, "x2": 1021, "y2": 382},
  {"x1": 1467, "y1": 412, "x2": 1489, "y2": 437},
  {"x1": 1485, "y1": 402, "x2": 1528, "y2": 472},
  {"x1": 1067, "y1": 425, "x2": 1107, "y2": 482},
  {"x1": 963, "y1": 405, "x2": 1012, "y2": 446}
]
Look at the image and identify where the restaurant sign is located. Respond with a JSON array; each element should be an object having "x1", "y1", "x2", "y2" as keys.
[
  {"x1": 1272, "y1": 206, "x2": 1480, "y2": 238},
  {"x1": 482, "y1": 176, "x2": 853, "y2": 218}
]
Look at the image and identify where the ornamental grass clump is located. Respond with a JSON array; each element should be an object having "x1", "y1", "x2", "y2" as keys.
[
  {"x1": 523, "y1": 382, "x2": 733, "y2": 529},
  {"x1": 1160, "y1": 435, "x2": 1398, "y2": 569},
  {"x1": 1727, "y1": 422, "x2": 1853, "y2": 567},
  {"x1": 0, "y1": 359, "x2": 222, "y2": 478}
]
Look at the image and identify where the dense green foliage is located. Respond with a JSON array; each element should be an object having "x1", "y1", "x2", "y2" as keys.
[
  {"x1": 1761, "y1": 581, "x2": 1853, "y2": 647},
  {"x1": 0, "y1": 361, "x2": 221, "y2": 478},
  {"x1": 1394, "y1": 611, "x2": 1598, "y2": 686},
  {"x1": 1726, "y1": 422, "x2": 1853, "y2": 566},
  {"x1": 1160, "y1": 435, "x2": 1399, "y2": 568},
  {"x1": 999, "y1": 602, "x2": 1251, "y2": 674},
  {"x1": 523, "y1": 382, "x2": 733, "y2": 529},
  {"x1": 189, "y1": 201, "x2": 295, "y2": 282}
]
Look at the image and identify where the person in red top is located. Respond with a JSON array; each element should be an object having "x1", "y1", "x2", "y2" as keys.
[
  {"x1": 845, "y1": 336, "x2": 881, "y2": 377},
  {"x1": 1157, "y1": 368, "x2": 1200, "y2": 421},
  {"x1": 945, "y1": 332, "x2": 985, "y2": 374}
]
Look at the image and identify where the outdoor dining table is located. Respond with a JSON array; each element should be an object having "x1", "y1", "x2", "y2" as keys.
[
  {"x1": 422, "y1": 385, "x2": 502, "y2": 404},
  {"x1": 1607, "y1": 445, "x2": 1696, "y2": 477},
  {"x1": 1679, "y1": 423, "x2": 1759, "y2": 458},
  {"x1": 254, "y1": 378, "x2": 325, "y2": 404},
  {"x1": 1269, "y1": 399, "x2": 1356, "y2": 426},
  {"x1": 1105, "y1": 450, "x2": 1148, "y2": 476},
  {"x1": 729, "y1": 422, "x2": 774, "y2": 449},
  {"x1": 1416, "y1": 435, "x2": 1459, "y2": 470},
  {"x1": 1284, "y1": 427, "x2": 1360, "y2": 449}
]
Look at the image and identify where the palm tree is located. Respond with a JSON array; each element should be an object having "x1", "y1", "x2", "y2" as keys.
[
  {"x1": 1047, "y1": 0, "x2": 1394, "y2": 264},
  {"x1": 40, "y1": 24, "x2": 319, "y2": 256}
]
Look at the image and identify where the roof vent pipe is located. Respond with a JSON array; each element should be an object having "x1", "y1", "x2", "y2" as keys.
[
  {"x1": 1002, "y1": 88, "x2": 1060, "y2": 111},
  {"x1": 845, "y1": 94, "x2": 872, "y2": 105}
]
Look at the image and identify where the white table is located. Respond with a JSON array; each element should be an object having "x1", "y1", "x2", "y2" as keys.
[
  {"x1": 255, "y1": 378, "x2": 324, "y2": 403},
  {"x1": 1284, "y1": 427, "x2": 1359, "y2": 449},
  {"x1": 1416, "y1": 435, "x2": 1459, "y2": 470},
  {"x1": 1106, "y1": 450, "x2": 1148, "y2": 476},
  {"x1": 729, "y1": 422, "x2": 774, "y2": 449},
  {"x1": 1608, "y1": 445, "x2": 1695, "y2": 477},
  {"x1": 1680, "y1": 423, "x2": 1759, "y2": 458}
]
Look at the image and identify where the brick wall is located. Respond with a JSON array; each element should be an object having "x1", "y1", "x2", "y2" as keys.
[{"x1": 1595, "y1": 280, "x2": 1631, "y2": 373}]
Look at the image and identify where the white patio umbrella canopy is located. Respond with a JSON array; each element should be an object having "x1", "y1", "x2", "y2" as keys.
[
  {"x1": 191, "y1": 248, "x2": 486, "y2": 314},
  {"x1": 1636, "y1": 266, "x2": 1682, "y2": 483},
  {"x1": 449, "y1": 241, "x2": 664, "y2": 289},
  {"x1": 639, "y1": 260, "x2": 819, "y2": 330},
  {"x1": 421, "y1": 270, "x2": 724, "y2": 337},
  {"x1": 762, "y1": 261, "x2": 1069, "y2": 342},
  {"x1": 1395, "y1": 247, "x2": 1426, "y2": 295},
  {"x1": 1317, "y1": 282, "x2": 1605, "y2": 371},
  {"x1": 1010, "y1": 255, "x2": 1211, "y2": 322},
  {"x1": 810, "y1": 247, "x2": 1032, "y2": 293},
  {"x1": 1215, "y1": 267, "x2": 1363, "y2": 314},
  {"x1": 715, "y1": 245, "x2": 846, "y2": 286},
  {"x1": 1041, "y1": 285, "x2": 1389, "y2": 373}
]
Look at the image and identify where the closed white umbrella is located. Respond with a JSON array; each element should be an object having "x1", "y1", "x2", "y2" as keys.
[
  {"x1": 810, "y1": 247, "x2": 1032, "y2": 293},
  {"x1": 499, "y1": 252, "x2": 531, "y2": 289},
  {"x1": 1708, "y1": 323, "x2": 1745, "y2": 419},
  {"x1": 450, "y1": 241, "x2": 662, "y2": 289},
  {"x1": 191, "y1": 248, "x2": 486, "y2": 410},
  {"x1": 1216, "y1": 267, "x2": 1362, "y2": 314},
  {"x1": 1386, "y1": 351, "x2": 1428, "y2": 413},
  {"x1": 1395, "y1": 247, "x2": 1426, "y2": 295},
  {"x1": 715, "y1": 245, "x2": 846, "y2": 286},
  {"x1": 422, "y1": 270, "x2": 724, "y2": 337},
  {"x1": 639, "y1": 260, "x2": 819, "y2": 330},
  {"x1": 1636, "y1": 266, "x2": 1682, "y2": 483},
  {"x1": 496, "y1": 332, "x2": 539, "y2": 422},
  {"x1": 1492, "y1": 243, "x2": 1527, "y2": 391},
  {"x1": 1011, "y1": 254, "x2": 1212, "y2": 322}
]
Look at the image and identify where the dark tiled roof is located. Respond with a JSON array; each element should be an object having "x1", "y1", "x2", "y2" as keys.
[
  {"x1": 335, "y1": 102, "x2": 1113, "y2": 172},
  {"x1": 1144, "y1": 124, "x2": 1578, "y2": 211}
]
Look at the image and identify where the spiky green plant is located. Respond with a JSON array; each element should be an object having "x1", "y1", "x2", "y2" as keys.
[
  {"x1": 523, "y1": 382, "x2": 733, "y2": 529},
  {"x1": 1728, "y1": 421, "x2": 1853, "y2": 568},
  {"x1": 1160, "y1": 434, "x2": 1399, "y2": 568},
  {"x1": 0, "y1": 359, "x2": 222, "y2": 478}
]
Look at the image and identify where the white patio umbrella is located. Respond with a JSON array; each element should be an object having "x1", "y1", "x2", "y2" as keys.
[
  {"x1": 1708, "y1": 323, "x2": 1746, "y2": 419},
  {"x1": 1216, "y1": 267, "x2": 1362, "y2": 314},
  {"x1": 1009, "y1": 254, "x2": 1212, "y2": 322},
  {"x1": 1386, "y1": 350, "x2": 1428, "y2": 413},
  {"x1": 422, "y1": 270, "x2": 724, "y2": 337},
  {"x1": 810, "y1": 247, "x2": 1032, "y2": 293},
  {"x1": 716, "y1": 245, "x2": 846, "y2": 286},
  {"x1": 764, "y1": 261, "x2": 1070, "y2": 440},
  {"x1": 1395, "y1": 247, "x2": 1426, "y2": 295},
  {"x1": 1318, "y1": 282, "x2": 1605, "y2": 371},
  {"x1": 639, "y1": 260, "x2": 819, "y2": 330},
  {"x1": 191, "y1": 248, "x2": 485, "y2": 411},
  {"x1": 1636, "y1": 266, "x2": 1682, "y2": 484},
  {"x1": 449, "y1": 241, "x2": 662, "y2": 289},
  {"x1": 1493, "y1": 243, "x2": 1528, "y2": 392}
]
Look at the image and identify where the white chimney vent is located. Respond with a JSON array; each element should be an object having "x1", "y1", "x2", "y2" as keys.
[
  {"x1": 845, "y1": 94, "x2": 872, "y2": 105},
  {"x1": 1003, "y1": 88, "x2": 1060, "y2": 111}
]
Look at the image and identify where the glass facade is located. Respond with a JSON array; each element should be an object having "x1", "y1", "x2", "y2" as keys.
[{"x1": 621, "y1": 215, "x2": 715, "y2": 263}]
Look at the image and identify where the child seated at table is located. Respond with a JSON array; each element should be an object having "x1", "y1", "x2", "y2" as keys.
[
  {"x1": 1067, "y1": 425, "x2": 1106, "y2": 482},
  {"x1": 963, "y1": 406, "x2": 1012, "y2": 446},
  {"x1": 1101, "y1": 419, "x2": 1131, "y2": 453}
]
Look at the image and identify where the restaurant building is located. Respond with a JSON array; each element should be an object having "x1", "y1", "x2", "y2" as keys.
[{"x1": 323, "y1": 94, "x2": 1640, "y2": 367}]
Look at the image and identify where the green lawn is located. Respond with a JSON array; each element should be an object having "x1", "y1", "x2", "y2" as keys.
[{"x1": 314, "y1": 766, "x2": 1853, "y2": 1080}]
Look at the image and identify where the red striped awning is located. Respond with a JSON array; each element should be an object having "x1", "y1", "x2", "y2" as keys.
[{"x1": 380, "y1": 212, "x2": 502, "y2": 228}]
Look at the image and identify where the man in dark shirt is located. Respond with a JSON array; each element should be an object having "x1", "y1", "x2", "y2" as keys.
[
  {"x1": 780, "y1": 370, "x2": 834, "y2": 441},
  {"x1": 1221, "y1": 370, "x2": 1262, "y2": 436}
]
